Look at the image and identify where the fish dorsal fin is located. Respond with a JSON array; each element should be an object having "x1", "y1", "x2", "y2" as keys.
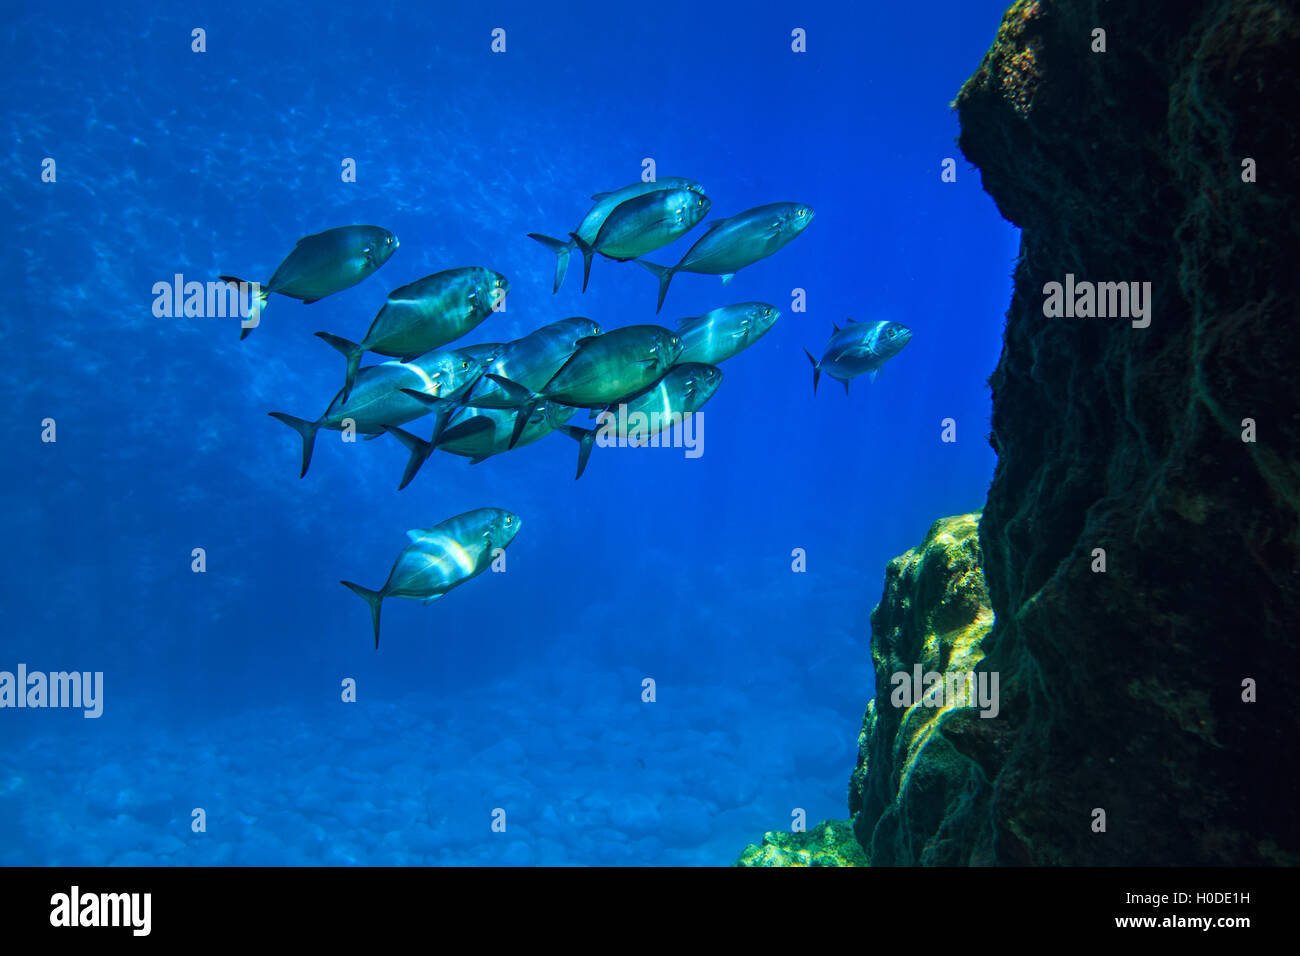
[
  {"x1": 406, "y1": 529, "x2": 426, "y2": 543},
  {"x1": 676, "y1": 315, "x2": 700, "y2": 329},
  {"x1": 574, "y1": 335, "x2": 600, "y2": 347},
  {"x1": 846, "y1": 317, "x2": 859, "y2": 323},
  {"x1": 591, "y1": 191, "x2": 612, "y2": 200},
  {"x1": 699, "y1": 217, "x2": 730, "y2": 236},
  {"x1": 832, "y1": 322, "x2": 842, "y2": 334}
]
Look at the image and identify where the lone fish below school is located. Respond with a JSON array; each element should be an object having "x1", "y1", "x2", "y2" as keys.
[{"x1": 340, "y1": 508, "x2": 522, "y2": 648}]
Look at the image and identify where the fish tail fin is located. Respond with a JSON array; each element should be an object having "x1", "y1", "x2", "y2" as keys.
[
  {"x1": 219, "y1": 275, "x2": 268, "y2": 340},
  {"x1": 568, "y1": 232, "x2": 596, "y2": 292},
  {"x1": 396, "y1": 388, "x2": 457, "y2": 448},
  {"x1": 382, "y1": 424, "x2": 435, "y2": 491},
  {"x1": 635, "y1": 260, "x2": 674, "y2": 314},
  {"x1": 560, "y1": 424, "x2": 597, "y2": 480},
  {"x1": 508, "y1": 401, "x2": 540, "y2": 450},
  {"x1": 315, "y1": 331, "x2": 365, "y2": 401},
  {"x1": 340, "y1": 580, "x2": 384, "y2": 649},
  {"x1": 483, "y1": 374, "x2": 536, "y2": 407},
  {"x1": 803, "y1": 348, "x2": 820, "y2": 395},
  {"x1": 476, "y1": 376, "x2": 538, "y2": 449},
  {"x1": 267, "y1": 412, "x2": 320, "y2": 478},
  {"x1": 527, "y1": 233, "x2": 572, "y2": 294}
]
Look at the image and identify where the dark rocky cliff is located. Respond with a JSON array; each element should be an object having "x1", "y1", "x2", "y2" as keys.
[{"x1": 946, "y1": 0, "x2": 1300, "y2": 864}]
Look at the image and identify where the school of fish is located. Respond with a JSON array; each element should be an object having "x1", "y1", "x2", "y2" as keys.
[{"x1": 218, "y1": 178, "x2": 911, "y2": 646}]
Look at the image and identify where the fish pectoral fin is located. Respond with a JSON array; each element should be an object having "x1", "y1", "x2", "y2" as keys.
[
  {"x1": 719, "y1": 273, "x2": 736, "y2": 285},
  {"x1": 421, "y1": 594, "x2": 443, "y2": 606},
  {"x1": 468, "y1": 456, "x2": 490, "y2": 465}
]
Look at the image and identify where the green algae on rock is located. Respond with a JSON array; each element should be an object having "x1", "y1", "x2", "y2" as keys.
[
  {"x1": 848, "y1": 513, "x2": 998, "y2": 865},
  {"x1": 732, "y1": 514, "x2": 995, "y2": 867},
  {"x1": 733, "y1": 819, "x2": 867, "y2": 867}
]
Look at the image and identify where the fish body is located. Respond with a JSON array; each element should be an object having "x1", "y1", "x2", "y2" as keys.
[
  {"x1": 675, "y1": 302, "x2": 780, "y2": 366},
  {"x1": 439, "y1": 403, "x2": 576, "y2": 460},
  {"x1": 804, "y1": 320, "x2": 913, "y2": 395},
  {"x1": 385, "y1": 399, "x2": 579, "y2": 489},
  {"x1": 534, "y1": 324, "x2": 682, "y2": 408},
  {"x1": 528, "y1": 177, "x2": 706, "y2": 293},
  {"x1": 554, "y1": 363, "x2": 723, "y2": 479},
  {"x1": 568, "y1": 188, "x2": 711, "y2": 290},
  {"x1": 340, "y1": 508, "x2": 522, "y2": 647},
  {"x1": 605, "y1": 363, "x2": 723, "y2": 435},
  {"x1": 465, "y1": 317, "x2": 603, "y2": 409},
  {"x1": 219, "y1": 225, "x2": 398, "y2": 338},
  {"x1": 267, "y1": 343, "x2": 501, "y2": 477},
  {"x1": 483, "y1": 324, "x2": 683, "y2": 449},
  {"x1": 635, "y1": 202, "x2": 814, "y2": 312},
  {"x1": 318, "y1": 267, "x2": 508, "y2": 400}
]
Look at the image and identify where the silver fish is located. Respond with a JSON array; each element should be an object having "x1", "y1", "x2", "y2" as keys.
[
  {"x1": 463, "y1": 317, "x2": 603, "y2": 409},
  {"x1": 562, "y1": 363, "x2": 724, "y2": 479},
  {"x1": 383, "y1": 400, "x2": 578, "y2": 489},
  {"x1": 568, "y1": 187, "x2": 710, "y2": 290},
  {"x1": 340, "y1": 508, "x2": 522, "y2": 648},
  {"x1": 268, "y1": 343, "x2": 500, "y2": 477},
  {"x1": 675, "y1": 302, "x2": 780, "y2": 366},
  {"x1": 635, "y1": 202, "x2": 814, "y2": 312},
  {"x1": 316, "y1": 267, "x2": 508, "y2": 401},
  {"x1": 803, "y1": 319, "x2": 912, "y2": 395},
  {"x1": 219, "y1": 225, "x2": 398, "y2": 338},
  {"x1": 528, "y1": 178, "x2": 706, "y2": 293},
  {"x1": 486, "y1": 324, "x2": 683, "y2": 449}
]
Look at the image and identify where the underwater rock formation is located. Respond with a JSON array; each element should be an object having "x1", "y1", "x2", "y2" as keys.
[
  {"x1": 947, "y1": 0, "x2": 1300, "y2": 864},
  {"x1": 847, "y1": 513, "x2": 997, "y2": 864},
  {"x1": 733, "y1": 819, "x2": 868, "y2": 867}
]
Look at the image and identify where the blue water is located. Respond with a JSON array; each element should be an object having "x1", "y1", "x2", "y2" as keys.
[{"x1": 1, "y1": 1, "x2": 1019, "y2": 865}]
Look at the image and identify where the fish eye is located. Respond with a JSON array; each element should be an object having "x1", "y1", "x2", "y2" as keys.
[
  {"x1": 461, "y1": 360, "x2": 469, "y2": 369},
  {"x1": 505, "y1": 515, "x2": 513, "y2": 525}
]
